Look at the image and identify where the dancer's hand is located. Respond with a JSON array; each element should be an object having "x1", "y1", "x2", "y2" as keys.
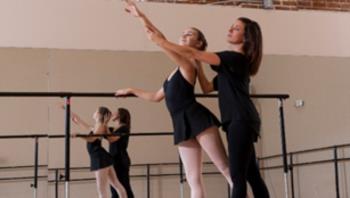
[
  {"x1": 125, "y1": 0, "x2": 142, "y2": 17},
  {"x1": 115, "y1": 88, "x2": 133, "y2": 96},
  {"x1": 111, "y1": 111, "x2": 118, "y2": 122},
  {"x1": 71, "y1": 133, "x2": 78, "y2": 138},
  {"x1": 71, "y1": 114, "x2": 81, "y2": 125}
]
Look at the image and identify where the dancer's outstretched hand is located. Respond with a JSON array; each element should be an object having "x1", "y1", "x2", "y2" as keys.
[
  {"x1": 71, "y1": 113, "x2": 81, "y2": 125},
  {"x1": 115, "y1": 88, "x2": 133, "y2": 97},
  {"x1": 124, "y1": 0, "x2": 142, "y2": 17},
  {"x1": 71, "y1": 133, "x2": 79, "y2": 138}
]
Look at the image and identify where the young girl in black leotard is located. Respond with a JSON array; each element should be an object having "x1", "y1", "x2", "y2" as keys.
[
  {"x1": 116, "y1": 2, "x2": 232, "y2": 197},
  {"x1": 69, "y1": 106, "x2": 127, "y2": 198}
]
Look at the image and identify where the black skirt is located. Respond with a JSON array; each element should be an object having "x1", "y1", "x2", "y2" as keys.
[
  {"x1": 87, "y1": 139, "x2": 113, "y2": 171},
  {"x1": 89, "y1": 149, "x2": 113, "y2": 171},
  {"x1": 170, "y1": 102, "x2": 221, "y2": 145}
]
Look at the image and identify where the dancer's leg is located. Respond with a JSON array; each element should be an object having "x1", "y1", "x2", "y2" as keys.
[
  {"x1": 178, "y1": 139, "x2": 205, "y2": 198},
  {"x1": 196, "y1": 126, "x2": 233, "y2": 188},
  {"x1": 95, "y1": 168, "x2": 110, "y2": 198},
  {"x1": 108, "y1": 166, "x2": 127, "y2": 198}
]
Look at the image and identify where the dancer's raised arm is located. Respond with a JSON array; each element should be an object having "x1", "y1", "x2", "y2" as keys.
[
  {"x1": 146, "y1": 27, "x2": 221, "y2": 66},
  {"x1": 115, "y1": 87, "x2": 165, "y2": 102},
  {"x1": 124, "y1": 0, "x2": 198, "y2": 73},
  {"x1": 125, "y1": 0, "x2": 165, "y2": 39},
  {"x1": 57, "y1": 104, "x2": 99, "y2": 142}
]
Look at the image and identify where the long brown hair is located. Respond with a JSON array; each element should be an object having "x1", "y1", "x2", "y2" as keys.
[
  {"x1": 238, "y1": 17, "x2": 263, "y2": 76},
  {"x1": 118, "y1": 108, "x2": 131, "y2": 130},
  {"x1": 98, "y1": 106, "x2": 111, "y2": 123}
]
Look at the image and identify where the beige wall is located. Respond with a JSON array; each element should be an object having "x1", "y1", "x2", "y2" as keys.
[
  {"x1": 0, "y1": 48, "x2": 227, "y2": 198},
  {"x1": 256, "y1": 55, "x2": 350, "y2": 154},
  {"x1": 0, "y1": 48, "x2": 349, "y2": 197},
  {"x1": 0, "y1": 1, "x2": 350, "y2": 56},
  {"x1": 0, "y1": 1, "x2": 349, "y2": 198},
  {"x1": 254, "y1": 55, "x2": 350, "y2": 198}
]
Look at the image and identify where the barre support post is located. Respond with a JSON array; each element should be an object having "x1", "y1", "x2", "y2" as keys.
[
  {"x1": 64, "y1": 97, "x2": 71, "y2": 198},
  {"x1": 33, "y1": 137, "x2": 39, "y2": 198},
  {"x1": 278, "y1": 98, "x2": 289, "y2": 198}
]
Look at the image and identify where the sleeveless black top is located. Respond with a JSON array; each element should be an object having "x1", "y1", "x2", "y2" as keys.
[
  {"x1": 87, "y1": 133, "x2": 113, "y2": 171},
  {"x1": 163, "y1": 69, "x2": 220, "y2": 144}
]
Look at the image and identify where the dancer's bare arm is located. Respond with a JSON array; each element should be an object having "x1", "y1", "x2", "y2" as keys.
[{"x1": 115, "y1": 87, "x2": 165, "y2": 102}]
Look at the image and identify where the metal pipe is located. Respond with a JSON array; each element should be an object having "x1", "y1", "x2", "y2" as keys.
[
  {"x1": 289, "y1": 153, "x2": 295, "y2": 198},
  {"x1": 64, "y1": 97, "x2": 71, "y2": 198},
  {"x1": 334, "y1": 147, "x2": 340, "y2": 198},
  {"x1": 146, "y1": 164, "x2": 151, "y2": 198},
  {"x1": 55, "y1": 169, "x2": 59, "y2": 198},
  {"x1": 0, "y1": 91, "x2": 289, "y2": 99},
  {"x1": 278, "y1": 99, "x2": 289, "y2": 198},
  {"x1": 33, "y1": 137, "x2": 39, "y2": 198}
]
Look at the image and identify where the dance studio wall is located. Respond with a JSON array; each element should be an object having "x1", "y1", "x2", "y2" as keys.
[
  {"x1": 0, "y1": 48, "x2": 226, "y2": 198},
  {"x1": 0, "y1": 1, "x2": 350, "y2": 198},
  {"x1": 1, "y1": 48, "x2": 350, "y2": 198},
  {"x1": 254, "y1": 55, "x2": 350, "y2": 198},
  {"x1": 0, "y1": 0, "x2": 349, "y2": 57}
]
